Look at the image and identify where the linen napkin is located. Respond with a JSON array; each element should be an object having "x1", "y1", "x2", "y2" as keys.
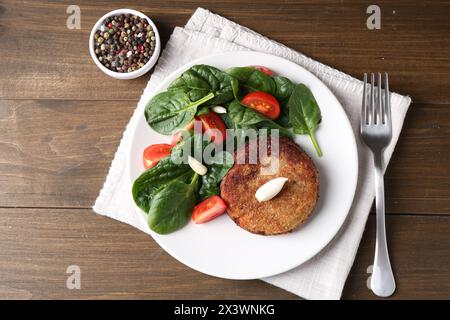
[{"x1": 93, "y1": 8, "x2": 411, "y2": 300}]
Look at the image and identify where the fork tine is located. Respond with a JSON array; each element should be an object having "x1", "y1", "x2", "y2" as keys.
[
  {"x1": 384, "y1": 72, "x2": 391, "y2": 125},
  {"x1": 378, "y1": 73, "x2": 383, "y2": 124},
  {"x1": 370, "y1": 73, "x2": 375, "y2": 124},
  {"x1": 362, "y1": 73, "x2": 367, "y2": 125}
]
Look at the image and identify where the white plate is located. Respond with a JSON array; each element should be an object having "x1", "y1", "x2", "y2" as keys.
[{"x1": 128, "y1": 51, "x2": 358, "y2": 280}]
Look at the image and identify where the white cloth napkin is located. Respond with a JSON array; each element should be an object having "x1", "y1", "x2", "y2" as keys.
[{"x1": 93, "y1": 8, "x2": 411, "y2": 300}]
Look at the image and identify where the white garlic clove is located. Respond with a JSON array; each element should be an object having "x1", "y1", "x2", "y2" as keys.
[
  {"x1": 212, "y1": 106, "x2": 227, "y2": 114},
  {"x1": 255, "y1": 177, "x2": 288, "y2": 202},
  {"x1": 188, "y1": 156, "x2": 208, "y2": 176}
]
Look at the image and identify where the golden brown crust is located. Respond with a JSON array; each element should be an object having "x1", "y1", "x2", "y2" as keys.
[{"x1": 220, "y1": 137, "x2": 319, "y2": 235}]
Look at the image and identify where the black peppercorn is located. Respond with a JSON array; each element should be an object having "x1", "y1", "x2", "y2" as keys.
[{"x1": 94, "y1": 13, "x2": 156, "y2": 73}]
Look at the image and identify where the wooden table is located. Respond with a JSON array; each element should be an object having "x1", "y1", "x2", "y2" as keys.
[{"x1": 0, "y1": 0, "x2": 449, "y2": 300}]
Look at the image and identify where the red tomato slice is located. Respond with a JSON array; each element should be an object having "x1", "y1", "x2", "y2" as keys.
[
  {"x1": 170, "y1": 121, "x2": 195, "y2": 147},
  {"x1": 251, "y1": 65, "x2": 273, "y2": 76},
  {"x1": 143, "y1": 144, "x2": 172, "y2": 169},
  {"x1": 196, "y1": 112, "x2": 227, "y2": 144},
  {"x1": 192, "y1": 195, "x2": 227, "y2": 224},
  {"x1": 241, "y1": 91, "x2": 281, "y2": 120}
]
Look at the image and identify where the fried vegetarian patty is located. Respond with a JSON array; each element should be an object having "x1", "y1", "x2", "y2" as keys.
[{"x1": 220, "y1": 137, "x2": 319, "y2": 235}]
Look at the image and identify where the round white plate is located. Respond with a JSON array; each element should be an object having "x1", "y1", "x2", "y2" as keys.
[{"x1": 128, "y1": 51, "x2": 358, "y2": 280}]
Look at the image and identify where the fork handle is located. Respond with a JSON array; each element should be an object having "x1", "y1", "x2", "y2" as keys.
[{"x1": 371, "y1": 152, "x2": 396, "y2": 297}]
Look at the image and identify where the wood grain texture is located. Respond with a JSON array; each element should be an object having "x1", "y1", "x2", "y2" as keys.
[
  {"x1": 384, "y1": 103, "x2": 450, "y2": 214},
  {"x1": 0, "y1": 99, "x2": 448, "y2": 213},
  {"x1": 0, "y1": 208, "x2": 296, "y2": 300},
  {"x1": 0, "y1": 99, "x2": 135, "y2": 208},
  {"x1": 0, "y1": 208, "x2": 448, "y2": 299},
  {"x1": 0, "y1": 1, "x2": 450, "y2": 103},
  {"x1": 0, "y1": 0, "x2": 449, "y2": 300},
  {"x1": 343, "y1": 214, "x2": 450, "y2": 300}
]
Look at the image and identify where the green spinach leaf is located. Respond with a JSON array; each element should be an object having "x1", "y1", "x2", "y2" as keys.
[
  {"x1": 288, "y1": 84, "x2": 322, "y2": 156},
  {"x1": 231, "y1": 78, "x2": 241, "y2": 101},
  {"x1": 273, "y1": 76, "x2": 295, "y2": 128},
  {"x1": 273, "y1": 76, "x2": 295, "y2": 100},
  {"x1": 145, "y1": 90, "x2": 214, "y2": 135},
  {"x1": 199, "y1": 151, "x2": 234, "y2": 200},
  {"x1": 195, "y1": 106, "x2": 210, "y2": 116},
  {"x1": 169, "y1": 65, "x2": 235, "y2": 105},
  {"x1": 228, "y1": 72, "x2": 294, "y2": 128},
  {"x1": 227, "y1": 67, "x2": 276, "y2": 94},
  {"x1": 148, "y1": 174, "x2": 199, "y2": 234},
  {"x1": 132, "y1": 156, "x2": 194, "y2": 213},
  {"x1": 276, "y1": 103, "x2": 291, "y2": 128},
  {"x1": 227, "y1": 100, "x2": 293, "y2": 138}
]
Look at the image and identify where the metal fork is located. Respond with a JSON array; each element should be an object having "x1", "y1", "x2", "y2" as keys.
[{"x1": 361, "y1": 73, "x2": 396, "y2": 297}]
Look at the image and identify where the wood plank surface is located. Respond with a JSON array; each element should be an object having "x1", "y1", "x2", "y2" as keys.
[
  {"x1": 0, "y1": 208, "x2": 295, "y2": 300},
  {"x1": 343, "y1": 213, "x2": 450, "y2": 299},
  {"x1": 0, "y1": 1, "x2": 449, "y2": 103},
  {"x1": 0, "y1": 99, "x2": 134, "y2": 208},
  {"x1": 0, "y1": 208, "x2": 448, "y2": 299},
  {"x1": 0, "y1": 99, "x2": 448, "y2": 213},
  {"x1": 0, "y1": 0, "x2": 449, "y2": 300}
]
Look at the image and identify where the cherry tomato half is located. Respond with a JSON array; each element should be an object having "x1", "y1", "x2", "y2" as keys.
[
  {"x1": 143, "y1": 144, "x2": 172, "y2": 169},
  {"x1": 196, "y1": 112, "x2": 227, "y2": 144},
  {"x1": 241, "y1": 91, "x2": 281, "y2": 120},
  {"x1": 192, "y1": 195, "x2": 227, "y2": 224},
  {"x1": 251, "y1": 65, "x2": 273, "y2": 76}
]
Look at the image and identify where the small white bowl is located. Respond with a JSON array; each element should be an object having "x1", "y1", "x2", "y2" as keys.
[{"x1": 89, "y1": 9, "x2": 161, "y2": 80}]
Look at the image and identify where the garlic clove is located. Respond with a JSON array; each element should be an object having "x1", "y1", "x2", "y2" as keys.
[
  {"x1": 212, "y1": 106, "x2": 227, "y2": 114},
  {"x1": 188, "y1": 156, "x2": 208, "y2": 176},
  {"x1": 255, "y1": 177, "x2": 288, "y2": 202}
]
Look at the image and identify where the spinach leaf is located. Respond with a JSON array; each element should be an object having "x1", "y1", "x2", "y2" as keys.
[
  {"x1": 228, "y1": 72, "x2": 294, "y2": 128},
  {"x1": 169, "y1": 65, "x2": 235, "y2": 106},
  {"x1": 133, "y1": 130, "x2": 210, "y2": 219},
  {"x1": 145, "y1": 89, "x2": 214, "y2": 135},
  {"x1": 172, "y1": 130, "x2": 211, "y2": 165},
  {"x1": 227, "y1": 67, "x2": 276, "y2": 94},
  {"x1": 231, "y1": 78, "x2": 241, "y2": 101},
  {"x1": 276, "y1": 104, "x2": 291, "y2": 128},
  {"x1": 199, "y1": 151, "x2": 234, "y2": 200},
  {"x1": 148, "y1": 174, "x2": 199, "y2": 234},
  {"x1": 132, "y1": 156, "x2": 194, "y2": 213},
  {"x1": 288, "y1": 84, "x2": 322, "y2": 156},
  {"x1": 196, "y1": 106, "x2": 210, "y2": 116},
  {"x1": 272, "y1": 76, "x2": 295, "y2": 128},
  {"x1": 273, "y1": 76, "x2": 295, "y2": 100},
  {"x1": 227, "y1": 100, "x2": 293, "y2": 138}
]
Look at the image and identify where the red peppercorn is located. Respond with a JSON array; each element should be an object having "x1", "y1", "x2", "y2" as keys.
[{"x1": 94, "y1": 13, "x2": 156, "y2": 74}]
